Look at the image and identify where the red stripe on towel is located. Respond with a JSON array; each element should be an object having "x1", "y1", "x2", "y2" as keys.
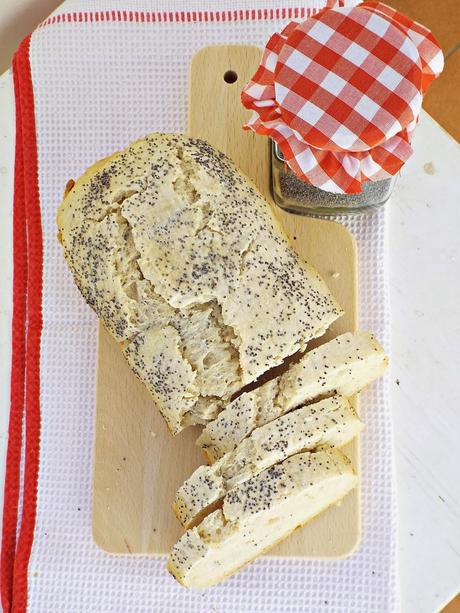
[
  {"x1": 0, "y1": 48, "x2": 28, "y2": 613},
  {"x1": 3, "y1": 34, "x2": 43, "y2": 613}
]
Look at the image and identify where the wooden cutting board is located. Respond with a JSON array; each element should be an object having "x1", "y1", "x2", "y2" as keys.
[{"x1": 93, "y1": 45, "x2": 359, "y2": 558}]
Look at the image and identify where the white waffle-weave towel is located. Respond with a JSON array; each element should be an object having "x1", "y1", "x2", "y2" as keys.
[{"x1": 22, "y1": 1, "x2": 397, "y2": 611}]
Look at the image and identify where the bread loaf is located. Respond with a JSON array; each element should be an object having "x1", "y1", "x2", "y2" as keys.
[
  {"x1": 168, "y1": 447, "x2": 357, "y2": 588},
  {"x1": 174, "y1": 394, "x2": 362, "y2": 528},
  {"x1": 198, "y1": 331, "x2": 387, "y2": 460},
  {"x1": 57, "y1": 134, "x2": 342, "y2": 433}
]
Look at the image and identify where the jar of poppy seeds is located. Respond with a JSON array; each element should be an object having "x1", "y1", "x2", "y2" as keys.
[{"x1": 242, "y1": 2, "x2": 443, "y2": 216}]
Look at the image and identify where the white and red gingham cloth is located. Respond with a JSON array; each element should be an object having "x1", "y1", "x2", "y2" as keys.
[{"x1": 242, "y1": 2, "x2": 443, "y2": 193}]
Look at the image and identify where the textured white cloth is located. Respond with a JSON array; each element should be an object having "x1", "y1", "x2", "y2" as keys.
[{"x1": 26, "y1": 1, "x2": 397, "y2": 611}]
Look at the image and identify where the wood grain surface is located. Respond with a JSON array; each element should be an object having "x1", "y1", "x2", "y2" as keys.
[{"x1": 93, "y1": 45, "x2": 359, "y2": 557}]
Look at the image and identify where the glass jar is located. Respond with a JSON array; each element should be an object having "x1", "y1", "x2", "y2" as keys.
[{"x1": 271, "y1": 142, "x2": 397, "y2": 216}]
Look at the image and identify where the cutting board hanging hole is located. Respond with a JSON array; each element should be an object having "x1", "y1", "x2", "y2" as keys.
[{"x1": 223, "y1": 70, "x2": 238, "y2": 83}]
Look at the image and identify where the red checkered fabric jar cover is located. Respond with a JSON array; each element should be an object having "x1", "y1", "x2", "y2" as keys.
[{"x1": 241, "y1": 2, "x2": 443, "y2": 193}]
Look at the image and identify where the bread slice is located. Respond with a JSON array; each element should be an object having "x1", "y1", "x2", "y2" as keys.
[
  {"x1": 168, "y1": 447, "x2": 357, "y2": 588},
  {"x1": 198, "y1": 331, "x2": 387, "y2": 461},
  {"x1": 174, "y1": 394, "x2": 362, "y2": 528},
  {"x1": 57, "y1": 134, "x2": 341, "y2": 433}
]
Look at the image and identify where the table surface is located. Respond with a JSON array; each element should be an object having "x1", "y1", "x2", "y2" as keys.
[{"x1": 0, "y1": 65, "x2": 459, "y2": 613}]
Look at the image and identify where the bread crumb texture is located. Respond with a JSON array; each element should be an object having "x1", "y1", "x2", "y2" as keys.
[
  {"x1": 174, "y1": 394, "x2": 363, "y2": 528},
  {"x1": 198, "y1": 330, "x2": 388, "y2": 460},
  {"x1": 168, "y1": 447, "x2": 357, "y2": 588},
  {"x1": 57, "y1": 134, "x2": 341, "y2": 433}
]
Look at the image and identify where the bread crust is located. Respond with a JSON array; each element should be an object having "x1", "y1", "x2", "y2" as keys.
[{"x1": 57, "y1": 134, "x2": 341, "y2": 433}]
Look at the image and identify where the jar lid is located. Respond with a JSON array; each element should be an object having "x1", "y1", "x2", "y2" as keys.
[
  {"x1": 242, "y1": 2, "x2": 443, "y2": 193},
  {"x1": 274, "y1": 7, "x2": 422, "y2": 151}
]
